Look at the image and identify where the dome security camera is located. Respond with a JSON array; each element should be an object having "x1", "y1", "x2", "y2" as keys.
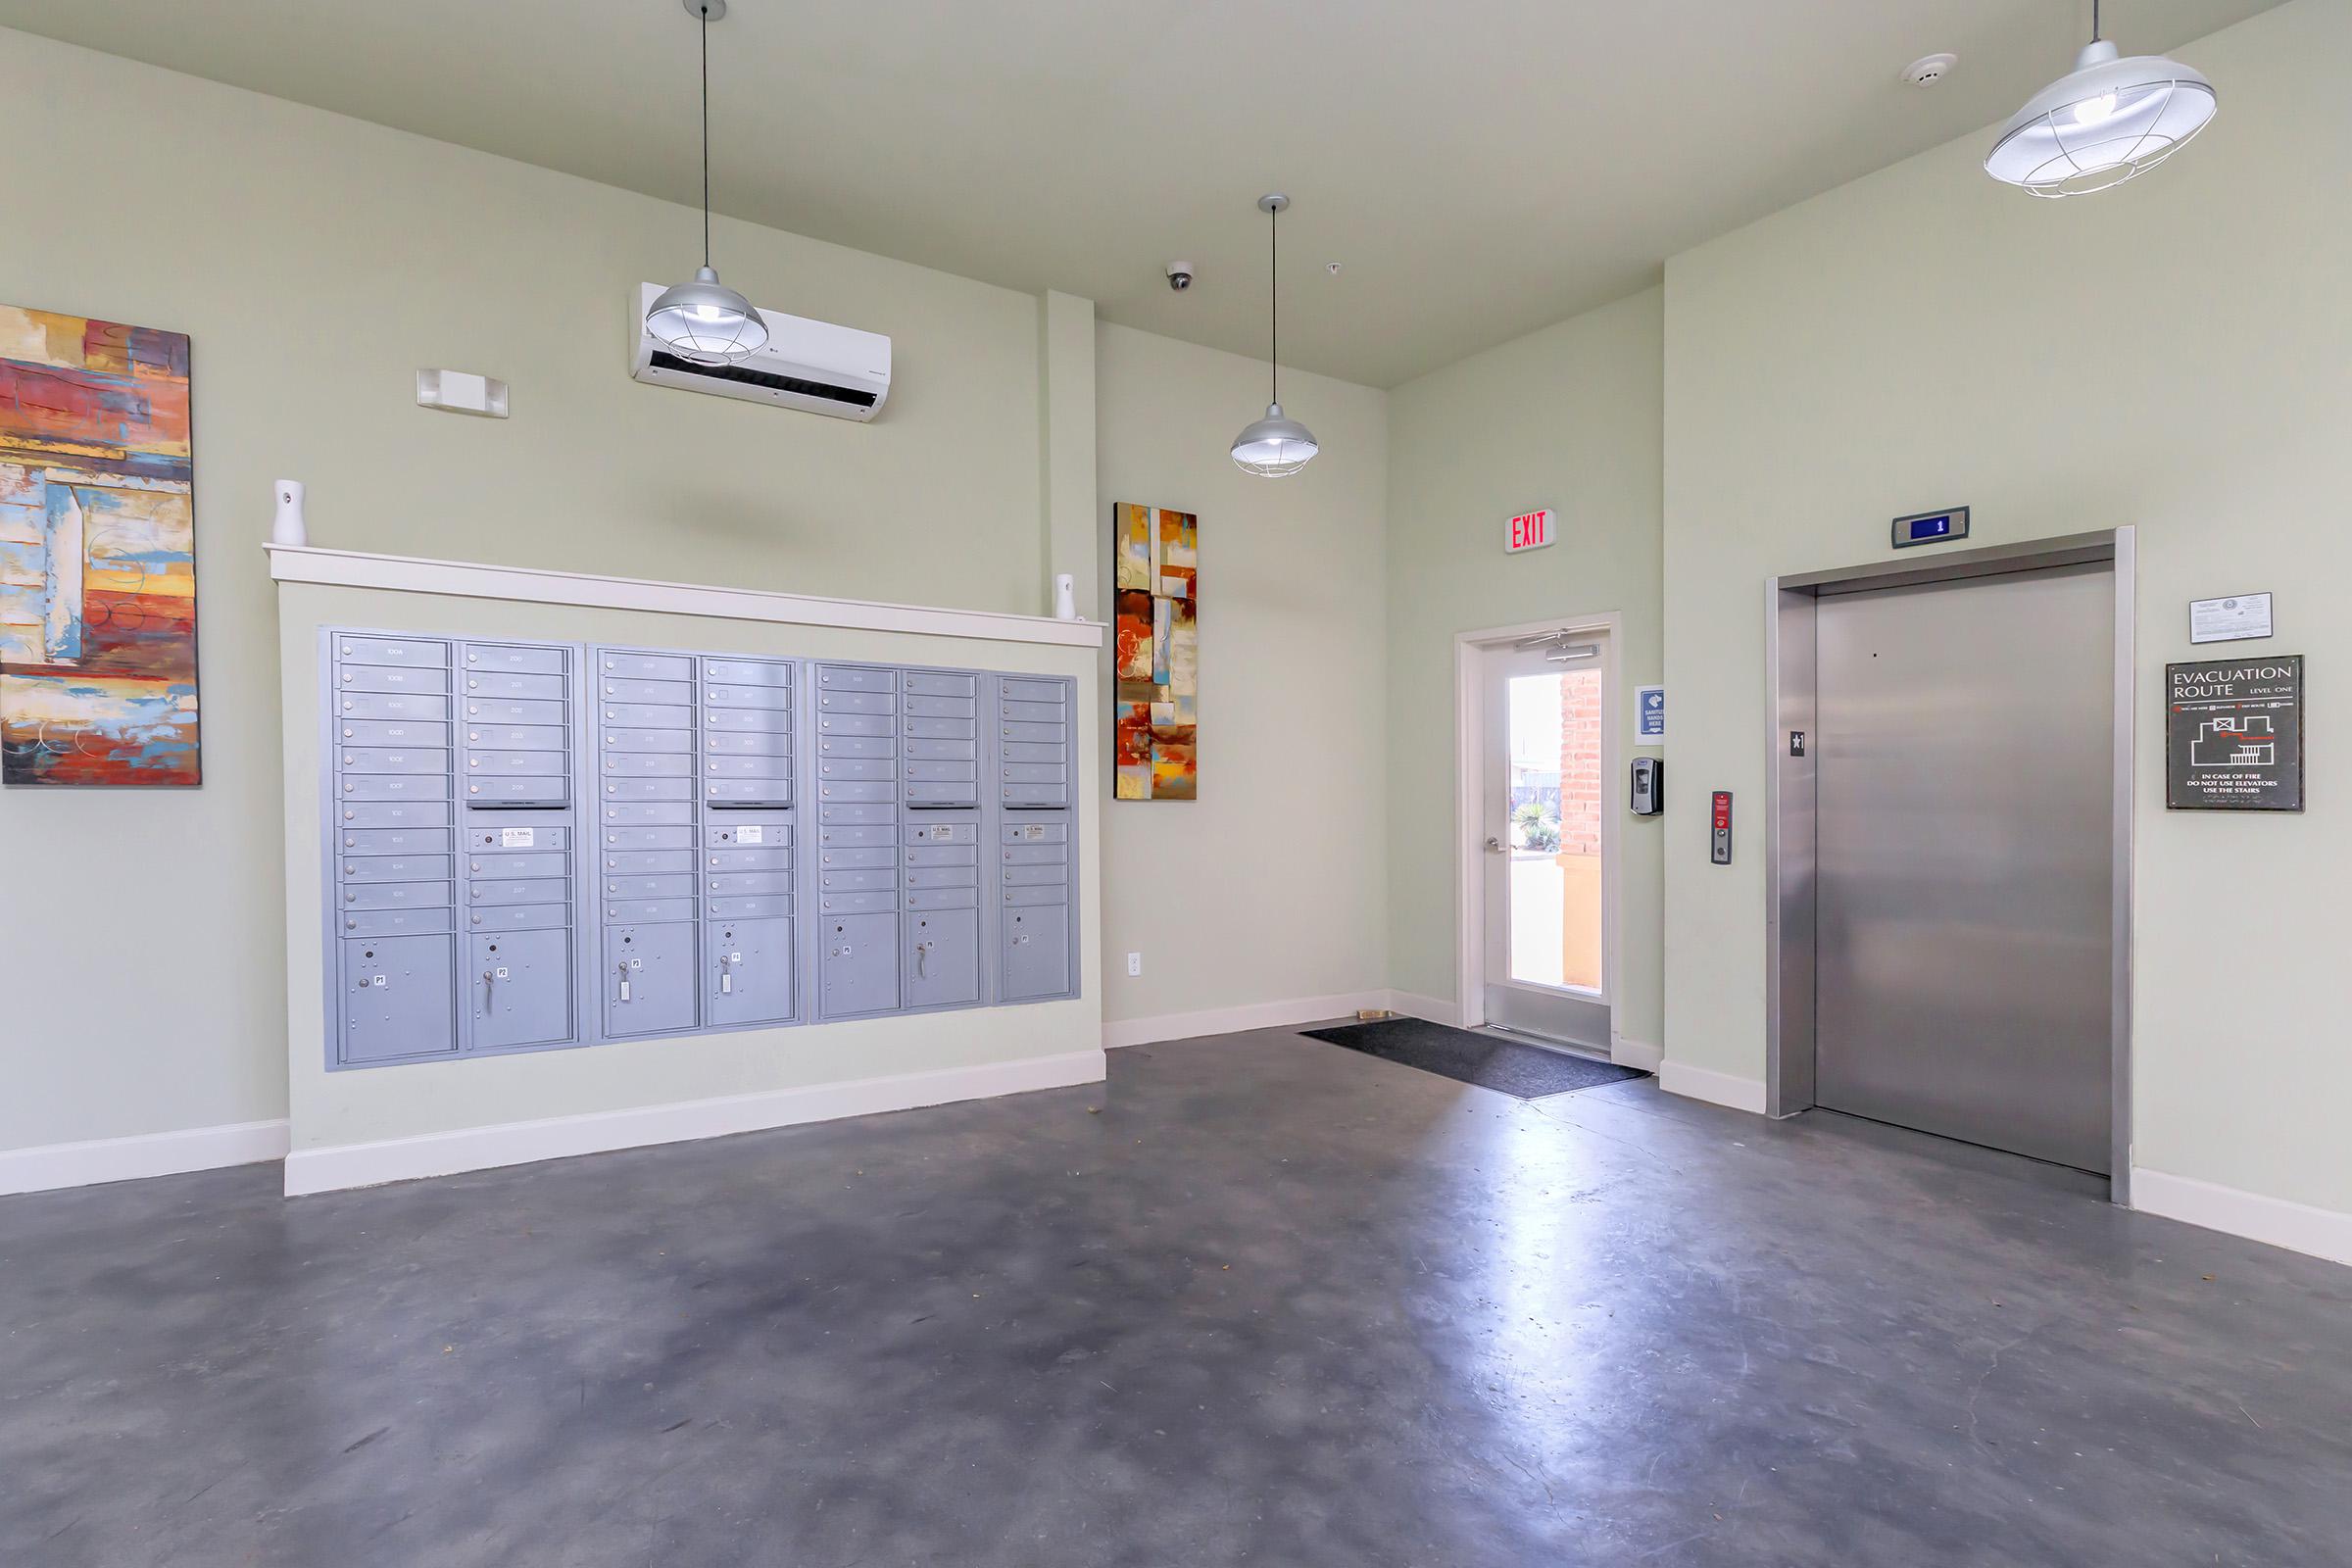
[{"x1": 1166, "y1": 262, "x2": 1194, "y2": 292}]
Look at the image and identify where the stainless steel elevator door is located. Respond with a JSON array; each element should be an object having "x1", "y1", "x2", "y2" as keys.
[{"x1": 1814, "y1": 564, "x2": 2114, "y2": 1174}]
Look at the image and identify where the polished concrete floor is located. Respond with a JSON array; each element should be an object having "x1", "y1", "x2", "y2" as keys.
[{"x1": 4, "y1": 1028, "x2": 2348, "y2": 1567}]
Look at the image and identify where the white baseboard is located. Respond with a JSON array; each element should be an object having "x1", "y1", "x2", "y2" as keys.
[
  {"x1": 2130, "y1": 1167, "x2": 2352, "y2": 1267},
  {"x1": 1657, "y1": 1060, "x2": 1768, "y2": 1115},
  {"x1": 1610, "y1": 1036, "x2": 1663, "y2": 1072},
  {"x1": 0, "y1": 1118, "x2": 290, "y2": 1197},
  {"x1": 1384, "y1": 989, "x2": 1460, "y2": 1026},
  {"x1": 283, "y1": 1048, "x2": 1105, "y2": 1197},
  {"x1": 1102, "y1": 991, "x2": 1390, "y2": 1049}
]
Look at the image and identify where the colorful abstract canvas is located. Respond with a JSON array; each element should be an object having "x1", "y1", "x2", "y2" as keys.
[
  {"x1": 1112, "y1": 503, "x2": 1197, "y2": 801},
  {"x1": 0, "y1": 306, "x2": 200, "y2": 786}
]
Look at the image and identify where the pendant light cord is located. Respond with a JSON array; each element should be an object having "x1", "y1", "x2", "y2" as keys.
[
  {"x1": 1268, "y1": 201, "x2": 1280, "y2": 406},
  {"x1": 701, "y1": 3, "x2": 710, "y2": 267},
  {"x1": 2090, "y1": 0, "x2": 2101, "y2": 42}
]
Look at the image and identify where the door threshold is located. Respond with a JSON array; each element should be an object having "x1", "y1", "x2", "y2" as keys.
[{"x1": 1478, "y1": 1023, "x2": 1615, "y2": 1065}]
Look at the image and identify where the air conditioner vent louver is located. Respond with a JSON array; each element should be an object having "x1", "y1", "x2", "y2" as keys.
[{"x1": 645, "y1": 350, "x2": 879, "y2": 410}]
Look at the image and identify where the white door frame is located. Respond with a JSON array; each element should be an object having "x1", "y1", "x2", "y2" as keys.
[{"x1": 1451, "y1": 612, "x2": 1625, "y2": 1054}]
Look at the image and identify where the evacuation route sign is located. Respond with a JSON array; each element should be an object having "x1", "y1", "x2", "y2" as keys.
[{"x1": 2165, "y1": 655, "x2": 2304, "y2": 811}]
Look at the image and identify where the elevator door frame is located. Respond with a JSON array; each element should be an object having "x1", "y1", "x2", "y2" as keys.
[{"x1": 1764, "y1": 529, "x2": 2136, "y2": 1202}]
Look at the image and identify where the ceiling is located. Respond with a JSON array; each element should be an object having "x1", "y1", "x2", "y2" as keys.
[{"x1": 0, "y1": 0, "x2": 2278, "y2": 387}]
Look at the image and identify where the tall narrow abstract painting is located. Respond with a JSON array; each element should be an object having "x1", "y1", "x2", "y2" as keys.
[
  {"x1": 1112, "y1": 503, "x2": 1197, "y2": 801},
  {"x1": 0, "y1": 306, "x2": 200, "y2": 786}
]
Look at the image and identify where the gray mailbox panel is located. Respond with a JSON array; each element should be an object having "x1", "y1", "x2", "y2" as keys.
[
  {"x1": 821, "y1": 912, "x2": 901, "y2": 1016},
  {"x1": 471, "y1": 928, "x2": 573, "y2": 1050},
  {"x1": 989, "y1": 673, "x2": 1078, "y2": 1004},
  {"x1": 906, "y1": 908, "x2": 981, "y2": 1008},
  {"x1": 1000, "y1": 907, "x2": 1071, "y2": 1002},
  {"x1": 328, "y1": 635, "x2": 1080, "y2": 1061},
  {"x1": 709, "y1": 916, "x2": 793, "y2": 1028},
  {"x1": 604, "y1": 921, "x2": 699, "y2": 1036},
  {"x1": 342, "y1": 935, "x2": 458, "y2": 1060}
]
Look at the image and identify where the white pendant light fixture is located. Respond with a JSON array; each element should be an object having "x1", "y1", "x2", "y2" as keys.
[
  {"x1": 1231, "y1": 194, "x2": 1319, "y2": 478},
  {"x1": 1985, "y1": 0, "x2": 2216, "y2": 198},
  {"x1": 646, "y1": 0, "x2": 769, "y2": 364}
]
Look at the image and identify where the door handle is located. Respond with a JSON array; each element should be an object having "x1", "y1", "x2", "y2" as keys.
[{"x1": 1484, "y1": 836, "x2": 1507, "y2": 854}]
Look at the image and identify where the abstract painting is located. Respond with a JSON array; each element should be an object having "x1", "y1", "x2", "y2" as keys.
[
  {"x1": 1112, "y1": 502, "x2": 1197, "y2": 800},
  {"x1": 0, "y1": 306, "x2": 200, "y2": 786}
]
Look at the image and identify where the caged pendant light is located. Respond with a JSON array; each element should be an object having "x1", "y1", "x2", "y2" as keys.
[
  {"x1": 1985, "y1": 0, "x2": 2216, "y2": 198},
  {"x1": 645, "y1": 0, "x2": 769, "y2": 364},
  {"x1": 1230, "y1": 194, "x2": 1319, "y2": 478}
]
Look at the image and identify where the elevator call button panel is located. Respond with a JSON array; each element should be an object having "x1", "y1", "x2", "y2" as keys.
[
  {"x1": 1710, "y1": 790, "x2": 1734, "y2": 865},
  {"x1": 320, "y1": 630, "x2": 1079, "y2": 1070}
]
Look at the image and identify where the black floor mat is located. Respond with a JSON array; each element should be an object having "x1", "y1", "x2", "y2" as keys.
[{"x1": 1300, "y1": 1017, "x2": 1647, "y2": 1100}]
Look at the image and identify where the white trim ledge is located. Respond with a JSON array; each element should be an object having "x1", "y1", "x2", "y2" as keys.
[
  {"x1": 0, "y1": 1118, "x2": 290, "y2": 1197},
  {"x1": 266, "y1": 543, "x2": 1105, "y2": 649},
  {"x1": 1104, "y1": 992, "x2": 1390, "y2": 1050},
  {"x1": 1658, "y1": 1061, "x2": 1769, "y2": 1116},
  {"x1": 283, "y1": 1049, "x2": 1104, "y2": 1196},
  {"x1": 2131, "y1": 1167, "x2": 2352, "y2": 1267}
]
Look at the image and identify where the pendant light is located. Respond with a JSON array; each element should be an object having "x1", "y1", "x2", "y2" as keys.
[
  {"x1": 1230, "y1": 194, "x2": 1319, "y2": 478},
  {"x1": 1985, "y1": 0, "x2": 2216, "y2": 198},
  {"x1": 646, "y1": 0, "x2": 768, "y2": 363}
]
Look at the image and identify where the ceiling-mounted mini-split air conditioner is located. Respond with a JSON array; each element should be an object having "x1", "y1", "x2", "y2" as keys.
[{"x1": 629, "y1": 283, "x2": 893, "y2": 422}]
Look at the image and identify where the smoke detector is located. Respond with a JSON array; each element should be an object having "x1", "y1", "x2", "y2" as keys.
[{"x1": 1903, "y1": 53, "x2": 1958, "y2": 87}]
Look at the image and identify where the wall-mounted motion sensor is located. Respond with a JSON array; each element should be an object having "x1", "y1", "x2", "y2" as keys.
[{"x1": 1166, "y1": 262, "x2": 1194, "y2": 291}]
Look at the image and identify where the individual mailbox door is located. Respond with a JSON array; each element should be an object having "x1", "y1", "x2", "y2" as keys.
[
  {"x1": 465, "y1": 697, "x2": 564, "y2": 726},
  {"x1": 471, "y1": 928, "x2": 572, "y2": 1050},
  {"x1": 466, "y1": 851, "x2": 566, "y2": 879},
  {"x1": 336, "y1": 636, "x2": 447, "y2": 668},
  {"x1": 461, "y1": 669, "x2": 564, "y2": 701},
  {"x1": 905, "y1": 909, "x2": 980, "y2": 1008},
  {"x1": 336, "y1": 719, "x2": 449, "y2": 748},
  {"x1": 598, "y1": 751, "x2": 693, "y2": 779},
  {"x1": 342, "y1": 935, "x2": 457, "y2": 1061},
  {"x1": 339, "y1": 692, "x2": 451, "y2": 722},
  {"x1": 463, "y1": 645, "x2": 565, "y2": 676},
  {"x1": 1001, "y1": 908, "x2": 1072, "y2": 1002},
  {"x1": 605, "y1": 923, "x2": 698, "y2": 1036},
  {"x1": 708, "y1": 917, "x2": 793, "y2": 1027},
  {"x1": 821, "y1": 913, "x2": 900, "y2": 1016}
]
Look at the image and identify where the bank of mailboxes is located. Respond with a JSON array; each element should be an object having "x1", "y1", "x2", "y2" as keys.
[{"x1": 324, "y1": 630, "x2": 1078, "y2": 1069}]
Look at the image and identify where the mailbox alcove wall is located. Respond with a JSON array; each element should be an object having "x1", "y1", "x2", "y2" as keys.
[{"x1": 274, "y1": 552, "x2": 1104, "y2": 1196}]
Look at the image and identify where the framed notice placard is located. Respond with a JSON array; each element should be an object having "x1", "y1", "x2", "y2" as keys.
[{"x1": 2165, "y1": 656, "x2": 2304, "y2": 811}]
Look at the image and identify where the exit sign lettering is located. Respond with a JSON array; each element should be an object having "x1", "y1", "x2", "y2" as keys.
[{"x1": 1506, "y1": 509, "x2": 1555, "y2": 554}]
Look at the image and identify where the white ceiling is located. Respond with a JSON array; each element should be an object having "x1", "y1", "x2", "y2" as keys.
[{"x1": 0, "y1": 0, "x2": 2277, "y2": 386}]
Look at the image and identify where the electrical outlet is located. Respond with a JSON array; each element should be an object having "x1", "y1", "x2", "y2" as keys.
[{"x1": 1126, "y1": 952, "x2": 1143, "y2": 977}]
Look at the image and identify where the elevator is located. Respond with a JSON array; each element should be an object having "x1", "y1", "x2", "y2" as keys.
[{"x1": 1766, "y1": 532, "x2": 2133, "y2": 1189}]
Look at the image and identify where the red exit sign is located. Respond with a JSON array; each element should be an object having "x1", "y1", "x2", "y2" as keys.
[{"x1": 1505, "y1": 509, "x2": 1555, "y2": 554}]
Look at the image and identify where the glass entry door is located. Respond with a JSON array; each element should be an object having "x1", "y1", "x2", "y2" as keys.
[{"x1": 1480, "y1": 634, "x2": 1611, "y2": 1050}]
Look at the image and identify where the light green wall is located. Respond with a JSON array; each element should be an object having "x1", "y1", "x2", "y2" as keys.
[
  {"x1": 0, "y1": 28, "x2": 1363, "y2": 1157},
  {"x1": 1094, "y1": 324, "x2": 1392, "y2": 1025},
  {"x1": 1661, "y1": 0, "x2": 2349, "y2": 1212},
  {"x1": 1383, "y1": 289, "x2": 1665, "y2": 1048}
]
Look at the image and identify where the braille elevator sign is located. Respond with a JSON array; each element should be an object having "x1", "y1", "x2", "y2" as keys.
[{"x1": 2166, "y1": 656, "x2": 2304, "y2": 812}]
